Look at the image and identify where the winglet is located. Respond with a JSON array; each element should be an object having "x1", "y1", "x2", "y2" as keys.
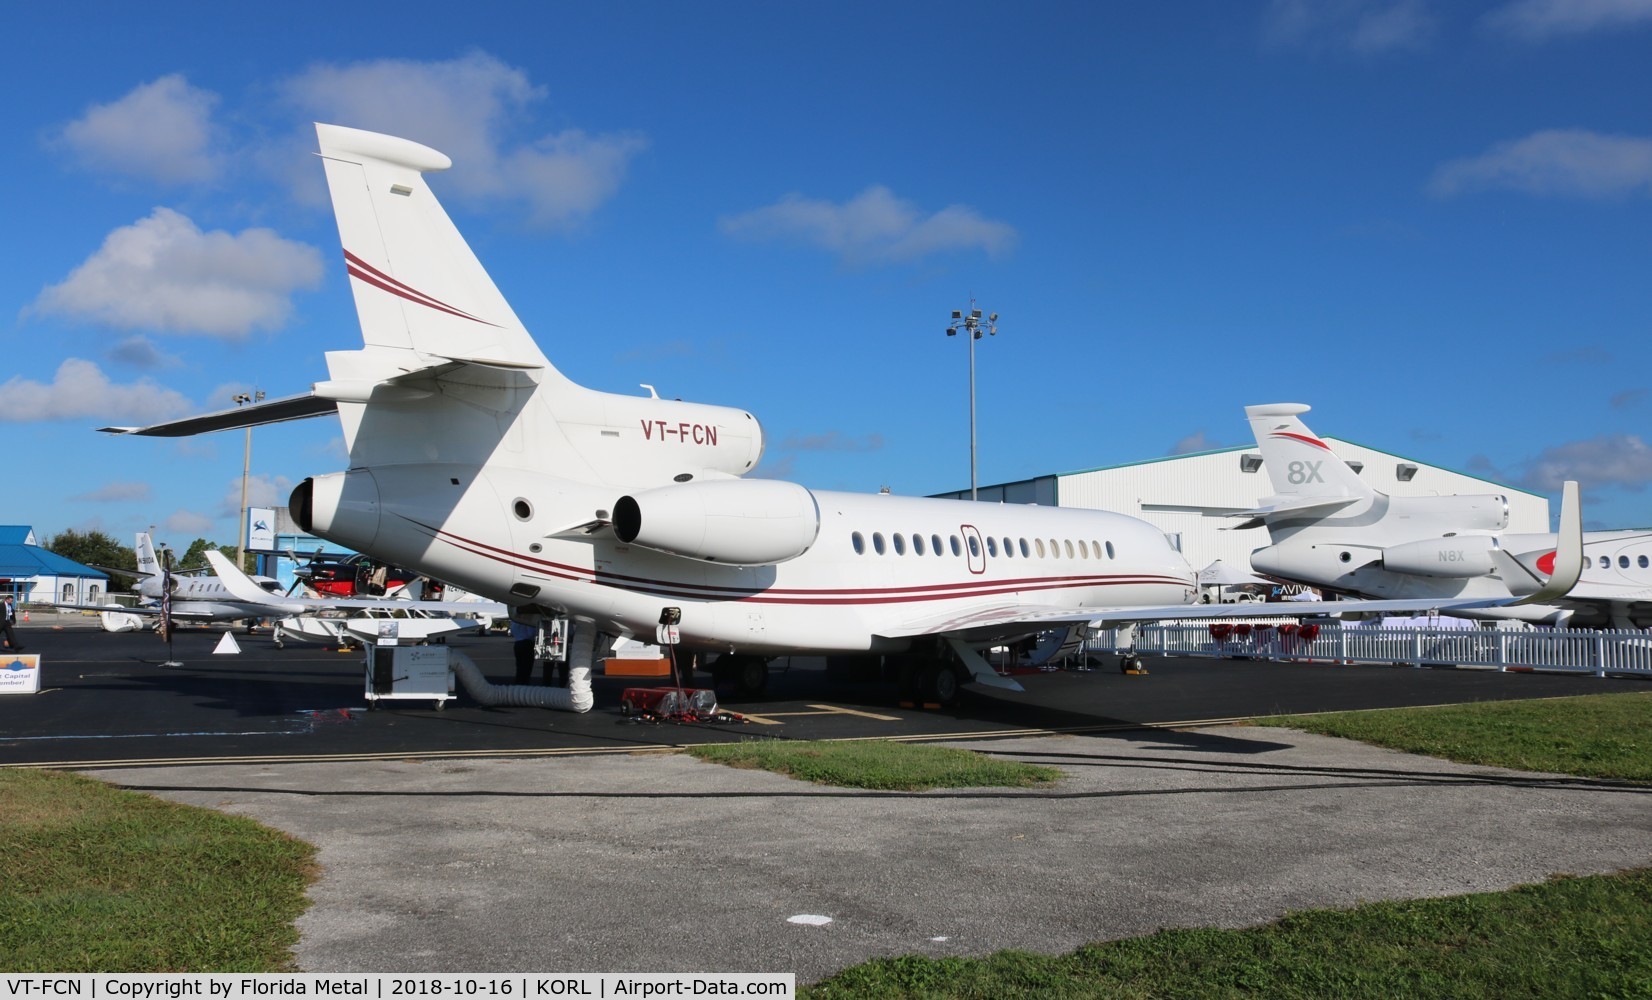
[{"x1": 1516, "y1": 480, "x2": 1583, "y2": 605}]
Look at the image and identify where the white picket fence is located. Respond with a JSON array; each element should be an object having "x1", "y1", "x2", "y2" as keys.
[{"x1": 1086, "y1": 623, "x2": 1652, "y2": 677}]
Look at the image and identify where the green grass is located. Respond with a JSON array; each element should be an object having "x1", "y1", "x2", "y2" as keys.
[
  {"x1": 804, "y1": 868, "x2": 1652, "y2": 999},
  {"x1": 686, "y1": 739, "x2": 1062, "y2": 790},
  {"x1": 1254, "y1": 691, "x2": 1652, "y2": 783},
  {"x1": 0, "y1": 768, "x2": 317, "y2": 972}
]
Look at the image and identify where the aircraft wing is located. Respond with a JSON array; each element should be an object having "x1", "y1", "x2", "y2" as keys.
[
  {"x1": 54, "y1": 602, "x2": 162, "y2": 616},
  {"x1": 874, "y1": 594, "x2": 1523, "y2": 643},
  {"x1": 99, "y1": 391, "x2": 339, "y2": 437},
  {"x1": 203, "y1": 551, "x2": 507, "y2": 615}
]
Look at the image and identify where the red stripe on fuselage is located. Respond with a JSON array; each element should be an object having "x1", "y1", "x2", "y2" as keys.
[{"x1": 416, "y1": 522, "x2": 1188, "y2": 605}]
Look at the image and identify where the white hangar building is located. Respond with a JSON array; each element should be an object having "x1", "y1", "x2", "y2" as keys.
[{"x1": 933, "y1": 438, "x2": 1550, "y2": 580}]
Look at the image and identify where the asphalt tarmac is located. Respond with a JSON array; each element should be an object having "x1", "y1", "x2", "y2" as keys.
[
  {"x1": 2, "y1": 611, "x2": 1646, "y2": 768},
  {"x1": 7, "y1": 613, "x2": 1649, "y2": 981}
]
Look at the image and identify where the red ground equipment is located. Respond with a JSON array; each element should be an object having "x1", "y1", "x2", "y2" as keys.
[{"x1": 619, "y1": 686, "x2": 717, "y2": 720}]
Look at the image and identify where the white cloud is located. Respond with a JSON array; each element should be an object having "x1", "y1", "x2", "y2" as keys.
[
  {"x1": 499, "y1": 130, "x2": 650, "y2": 228},
  {"x1": 720, "y1": 186, "x2": 1017, "y2": 264},
  {"x1": 1170, "y1": 431, "x2": 1223, "y2": 455},
  {"x1": 162, "y1": 510, "x2": 218, "y2": 538},
  {"x1": 219, "y1": 474, "x2": 293, "y2": 519},
  {"x1": 1263, "y1": 0, "x2": 1436, "y2": 53},
  {"x1": 1429, "y1": 130, "x2": 1652, "y2": 199},
  {"x1": 1521, "y1": 434, "x2": 1652, "y2": 492},
  {"x1": 0, "y1": 358, "x2": 193, "y2": 424},
  {"x1": 279, "y1": 52, "x2": 646, "y2": 228},
  {"x1": 51, "y1": 75, "x2": 222, "y2": 184},
  {"x1": 32, "y1": 208, "x2": 324, "y2": 337},
  {"x1": 106, "y1": 335, "x2": 182, "y2": 369},
  {"x1": 1484, "y1": 0, "x2": 1652, "y2": 40},
  {"x1": 69, "y1": 481, "x2": 154, "y2": 503}
]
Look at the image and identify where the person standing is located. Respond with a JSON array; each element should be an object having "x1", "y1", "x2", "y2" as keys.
[
  {"x1": 509, "y1": 613, "x2": 540, "y2": 685},
  {"x1": 0, "y1": 595, "x2": 21, "y2": 652}
]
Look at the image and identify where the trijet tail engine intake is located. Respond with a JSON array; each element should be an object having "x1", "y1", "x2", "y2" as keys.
[
  {"x1": 612, "y1": 479, "x2": 820, "y2": 566},
  {"x1": 1381, "y1": 535, "x2": 1501, "y2": 579}
]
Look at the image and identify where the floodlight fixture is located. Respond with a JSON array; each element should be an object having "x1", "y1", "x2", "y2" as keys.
[{"x1": 944, "y1": 300, "x2": 1001, "y2": 501}]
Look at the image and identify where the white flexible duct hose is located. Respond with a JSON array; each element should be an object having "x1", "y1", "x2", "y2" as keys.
[{"x1": 448, "y1": 636, "x2": 594, "y2": 713}]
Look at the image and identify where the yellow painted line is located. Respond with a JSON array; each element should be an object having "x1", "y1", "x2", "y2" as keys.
[
  {"x1": 807, "y1": 704, "x2": 902, "y2": 721},
  {"x1": 733, "y1": 704, "x2": 902, "y2": 723}
]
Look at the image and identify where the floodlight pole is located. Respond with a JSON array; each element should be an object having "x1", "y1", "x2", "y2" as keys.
[
  {"x1": 945, "y1": 302, "x2": 999, "y2": 501},
  {"x1": 234, "y1": 390, "x2": 265, "y2": 571}
]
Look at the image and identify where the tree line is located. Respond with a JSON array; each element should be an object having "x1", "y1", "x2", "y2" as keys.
[{"x1": 43, "y1": 529, "x2": 253, "y2": 577}]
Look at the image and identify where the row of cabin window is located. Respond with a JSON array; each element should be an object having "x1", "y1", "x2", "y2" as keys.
[
  {"x1": 850, "y1": 530, "x2": 1117, "y2": 561},
  {"x1": 1599, "y1": 554, "x2": 1650, "y2": 570}
]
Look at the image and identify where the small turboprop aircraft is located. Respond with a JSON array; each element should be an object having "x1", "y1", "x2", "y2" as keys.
[
  {"x1": 1235, "y1": 403, "x2": 1639, "y2": 627},
  {"x1": 59, "y1": 532, "x2": 286, "y2": 632},
  {"x1": 99, "y1": 125, "x2": 1583, "y2": 709}
]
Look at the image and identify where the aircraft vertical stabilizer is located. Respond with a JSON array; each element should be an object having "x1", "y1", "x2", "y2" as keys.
[
  {"x1": 315, "y1": 123, "x2": 554, "y2": 374},
  {"x1": 1245, "y1": 403, "x2": 1374, "y2": 502}
]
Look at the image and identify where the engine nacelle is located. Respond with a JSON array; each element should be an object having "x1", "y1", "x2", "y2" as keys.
[
  {"x1": 1388, "y1": 493, "x2": 1510, "y2": 533},
  {"x1": 613, "y1": 479, "x2": 820, "y2": 566},
  {"x1": 290, "y1": 471, "x2": 383, "y2": 553},
  {"x1": 1381, "y1": 535, "x2": 1500, "y2": 578}
]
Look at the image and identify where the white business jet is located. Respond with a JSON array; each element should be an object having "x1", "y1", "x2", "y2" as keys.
[
  {"x1": 1236, "y1": 403, "x2": 1648, "y2": 629},
  {"x1": 100, "y1": 125, "x2": 1581, "y2": 709},
  {"x1": 59, "y1": 532, "x2": 286, "y2": 632}
]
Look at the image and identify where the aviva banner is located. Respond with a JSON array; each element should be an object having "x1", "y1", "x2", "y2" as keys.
[{"x1": 0, "y1": 653, "x2": 41, "y2": 694}]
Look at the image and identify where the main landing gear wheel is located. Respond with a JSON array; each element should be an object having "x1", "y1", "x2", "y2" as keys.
[
  {"x1": 714, "y1": 654, "x2": 769, "y2": 699},
  {"x1": 925, "y1": 662, "x2": 963, "y2": 708},
  {"x1": 1120, "y1": 655, "x2": 1145, "y2": 674}
]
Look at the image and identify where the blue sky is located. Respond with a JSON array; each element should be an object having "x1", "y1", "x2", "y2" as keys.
[{"x1": 2, "y1": 0, "x2": 1649, "y2": 549}]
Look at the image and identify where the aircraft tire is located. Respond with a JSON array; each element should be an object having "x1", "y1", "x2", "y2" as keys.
[
  {"x1": 712, "y1": 654, "x2": 769, "y2": 699},
  {"x1": 736, "y1": 656, "x2": 768, "y2": 698},
  {"x1": 926, "y1": 662, "x2": 963, "y2": 708}
]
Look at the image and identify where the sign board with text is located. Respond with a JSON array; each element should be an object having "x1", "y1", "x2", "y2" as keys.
[{"x1": 0, "y1": 653, "x2": 41, "y2": 694}]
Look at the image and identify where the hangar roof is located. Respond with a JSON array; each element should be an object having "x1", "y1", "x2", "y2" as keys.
[
  {"x1": 1053, "y1": 436, "x2": 1543, "y2": 499},
  {"x1": 0, "y1": 526, "x2": 108, "y2": 580}
]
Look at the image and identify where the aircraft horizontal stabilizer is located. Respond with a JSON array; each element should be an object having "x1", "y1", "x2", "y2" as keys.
[
  {"x1": 1221, "y1": 494, "x2": 1361, "y2": 530},
  {"x1": 428, "y1": 353, "x2": 544, "y2": 372},
  {"x1": 100, "y1": 392, "x2": 339, "y2": 438}
]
